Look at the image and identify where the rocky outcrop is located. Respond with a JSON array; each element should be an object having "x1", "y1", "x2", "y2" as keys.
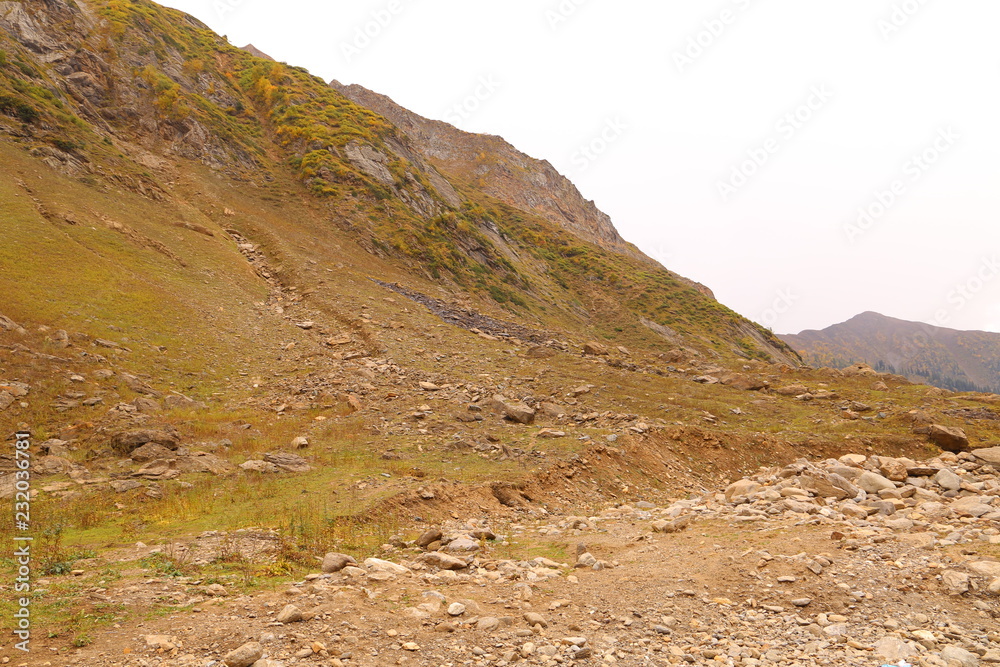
[{"x1": 330, "y1": 80, "x2": 642, "y2": 259}]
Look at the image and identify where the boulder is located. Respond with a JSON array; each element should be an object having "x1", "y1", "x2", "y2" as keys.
[
  {"x1": 857, "y1": 471, "x2": 895, "y2": 494},
  {"x1": 799, "y1": 472, "x2": 859, "y2": 500},
  {"x1": 582, "y1": 341, "x2": 609, "y2": 356},
  {"x1": 130, "y1": 443, "x2": 178, "y2": 463},
  {"x1": 967, "y1": 561, "x2": 1000, "y2": 579},
  {"x1": 941, "y1": 570, "x2": 970, "y2": 595},
  {"x1": 724, "y1": 480, "x2": 762, "y2": 502},
  {"x1": 492, "y1": 396, "x2": 535, "y2": 425},
  {"x1": 363, "y1": 558, "x2": 410, "y2": 575},
  {"x1": 177, "y1": 452, "x2": 236, "y2": 476},
  {"x1": 322, "y1": 552, "x2": 356, "y2": 573},
  {"x1": 110, "y1": 429, "x2": 179, "y2": 456},
  {"x1": 276, "y1": 604, "x2": 303, "y2": 624},
  {"x1": 415, "y1": 529, "x2": 443, "y2": 548},
  {"x1": 934, "y1": 468, "x2": 962, "y2": 491},
  {"x1": 928, "y1": 424, "x2": 970, "y2": 452},
  {"x1": 223, "y1": 641, "x2": 263, "y2": 667},
  {"x1": 940, "y1": 645, "x2": 980, "y2": 667},
  {"x1": 239, "y1": 460, "x2": 280, "y2": 473},
  {"x1": 263, "y1": 452, "x2": 311, "y2": 473},
  {"x1": 418, "y1": 551, "x2": 468, "y2": 570},
  {"x1": 972, "y1": 447, "x2": 1000, "y2": 465}
]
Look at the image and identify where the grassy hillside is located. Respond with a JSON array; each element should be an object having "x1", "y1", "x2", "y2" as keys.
[{"x1": 0, "y1": 0, "x2": 792, "y2": 363}]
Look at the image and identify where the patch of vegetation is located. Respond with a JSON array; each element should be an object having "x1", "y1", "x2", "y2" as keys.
[{"x1": 0, "y1": 93, "x2": 38, "y2": 123}]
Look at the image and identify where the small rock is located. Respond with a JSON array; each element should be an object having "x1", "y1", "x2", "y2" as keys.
[
  {"x1": 322, "y1": 552, "x2": 356, "y2": 573},
  {"x1": 224, "y1": 641, "x2": 263, "y2": 667},
  {"x1": 276, "y1": 604, "x2": 303, "y2": 623},
  {"x1": 524, "y1": 612, "x2": 548, "y2": 628}
]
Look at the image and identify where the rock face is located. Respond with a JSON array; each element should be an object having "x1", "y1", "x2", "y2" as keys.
[{"x1": 329, "y1": 81, "x2": 641, "y2": 261}]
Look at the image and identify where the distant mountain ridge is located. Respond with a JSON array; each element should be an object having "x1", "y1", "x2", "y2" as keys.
[{"x1": 781, "y1": 312, "x2": 1000, "y2": 393}]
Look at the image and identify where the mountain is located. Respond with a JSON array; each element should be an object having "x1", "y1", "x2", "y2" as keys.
[
  {"x1": 781, "y1": 311, "x2": 1000, "y2": 393},
  {"x1": 0, "y1": 0, "x2": 794, "y2": 366},
  {"x1": 7, "y1": 1, "x2": 1000, "y2": 654}
]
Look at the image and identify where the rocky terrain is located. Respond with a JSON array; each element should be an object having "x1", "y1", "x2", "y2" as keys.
[
  {"x1": 16, "y1": 447, "x2": 1000, "y2": 666},
  {"x1": 0, "y1": 1, "x2": 999, "y2": 665}
]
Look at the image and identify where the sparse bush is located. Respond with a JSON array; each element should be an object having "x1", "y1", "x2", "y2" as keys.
[{"x1": 0, "y1": 94, "x2": 39, "y2": 123}]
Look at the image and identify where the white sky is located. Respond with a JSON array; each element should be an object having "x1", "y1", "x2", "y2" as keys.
[{"x1": 161, "y1": 0, "x2": 1000, "y2": 334}]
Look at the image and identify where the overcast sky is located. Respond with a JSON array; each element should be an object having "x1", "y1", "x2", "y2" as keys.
[{"x1": 162, "y1": 0, "x2": 1000, "y2": 334}]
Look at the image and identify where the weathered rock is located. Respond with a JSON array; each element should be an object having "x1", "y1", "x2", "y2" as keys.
[
  {"x1": 262, "y1": 452, "x2": 311, "y2": 472},
  {"x1": 224, "y1": 641, "x2": 263, "y2": 667},
  {"x1": 110, "y1": 429, "x2": 180, "y2": 455},
  {"x1": 417, "y1": 551, "x2": 467, "y2": 570},
  {"x1": 934, "y1": 468, "x2": 962, "y2": 491},
  {"x1": 967, "y1": 561, "x2": 1000, "y2": 579},
  {"x1": 276, "y1": 604, "x2": 303, "y2": 623},
  {"x1": 133, "y1": 397, "x2": 162, "y2": 413},
  {"x1": 875, "y1": 636, "x2": 918, "y2": 663},
  {"x1": 443, "y1": 537, "x2": 480, "y2": 553},
  {"x1": 857, "y1": 471, "x2": 895, "y2": 493},
  {"x1": 416, "y1": 529, "x2": 443, "y2": 548},
  {"x1": 498, "y1": 399, "x2": 536, "y2": 425},
  {"x1": 928, "y1": 424, "x2": 970, "y2": 452},
  {"x1": 582, "y1": 341, "x2": 609, "y2": 356},
  {"x1": 239, "y1": 460, "x2": 280, "y2": 473},
  {"x1": 951, "y1": 495, "x2": 993, "y2": 517},
  {"x1": 724, "y1": 479, "x2": 762, "y2": 502},
  {"x1": 321, "y1": 552, "x2": 356, "y2": 573},
  {"x1": 941, "y1": 570, "x2": 970, "y2": 595},
  {"x1": 524, "y1": 612, "x2": 548, "y2": 628},
  {"x1": 177, "y1": 452, "x2": 236, "y2": 475},
  {"x1": 109, "y1": 480, "x2": 143, "y2": 493},
  {"x1": 364, "y1": 558, "x2": 410, "y2": 575},
  {"x1": 940, "y1": 645, "x2": 980, "y2": 667},
  {"x1": 799, "y1": 472, "x2": 860, "y2": 500},
  {"x1": 972, "y1": 447, "x2": 1000, "y2": 465}
]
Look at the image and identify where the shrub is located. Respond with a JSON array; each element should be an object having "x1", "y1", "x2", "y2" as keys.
[{"x1": 0, "y1": 94, "x2": 39, "y2": 123}]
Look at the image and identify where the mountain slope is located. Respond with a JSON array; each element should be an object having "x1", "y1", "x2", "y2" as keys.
[
  {"x1": 781, "y1": 311, "x2": 1000, "y2": 393},
  {"x1": 0, "y1": 0, "x2": 795, "y2": 365}
]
